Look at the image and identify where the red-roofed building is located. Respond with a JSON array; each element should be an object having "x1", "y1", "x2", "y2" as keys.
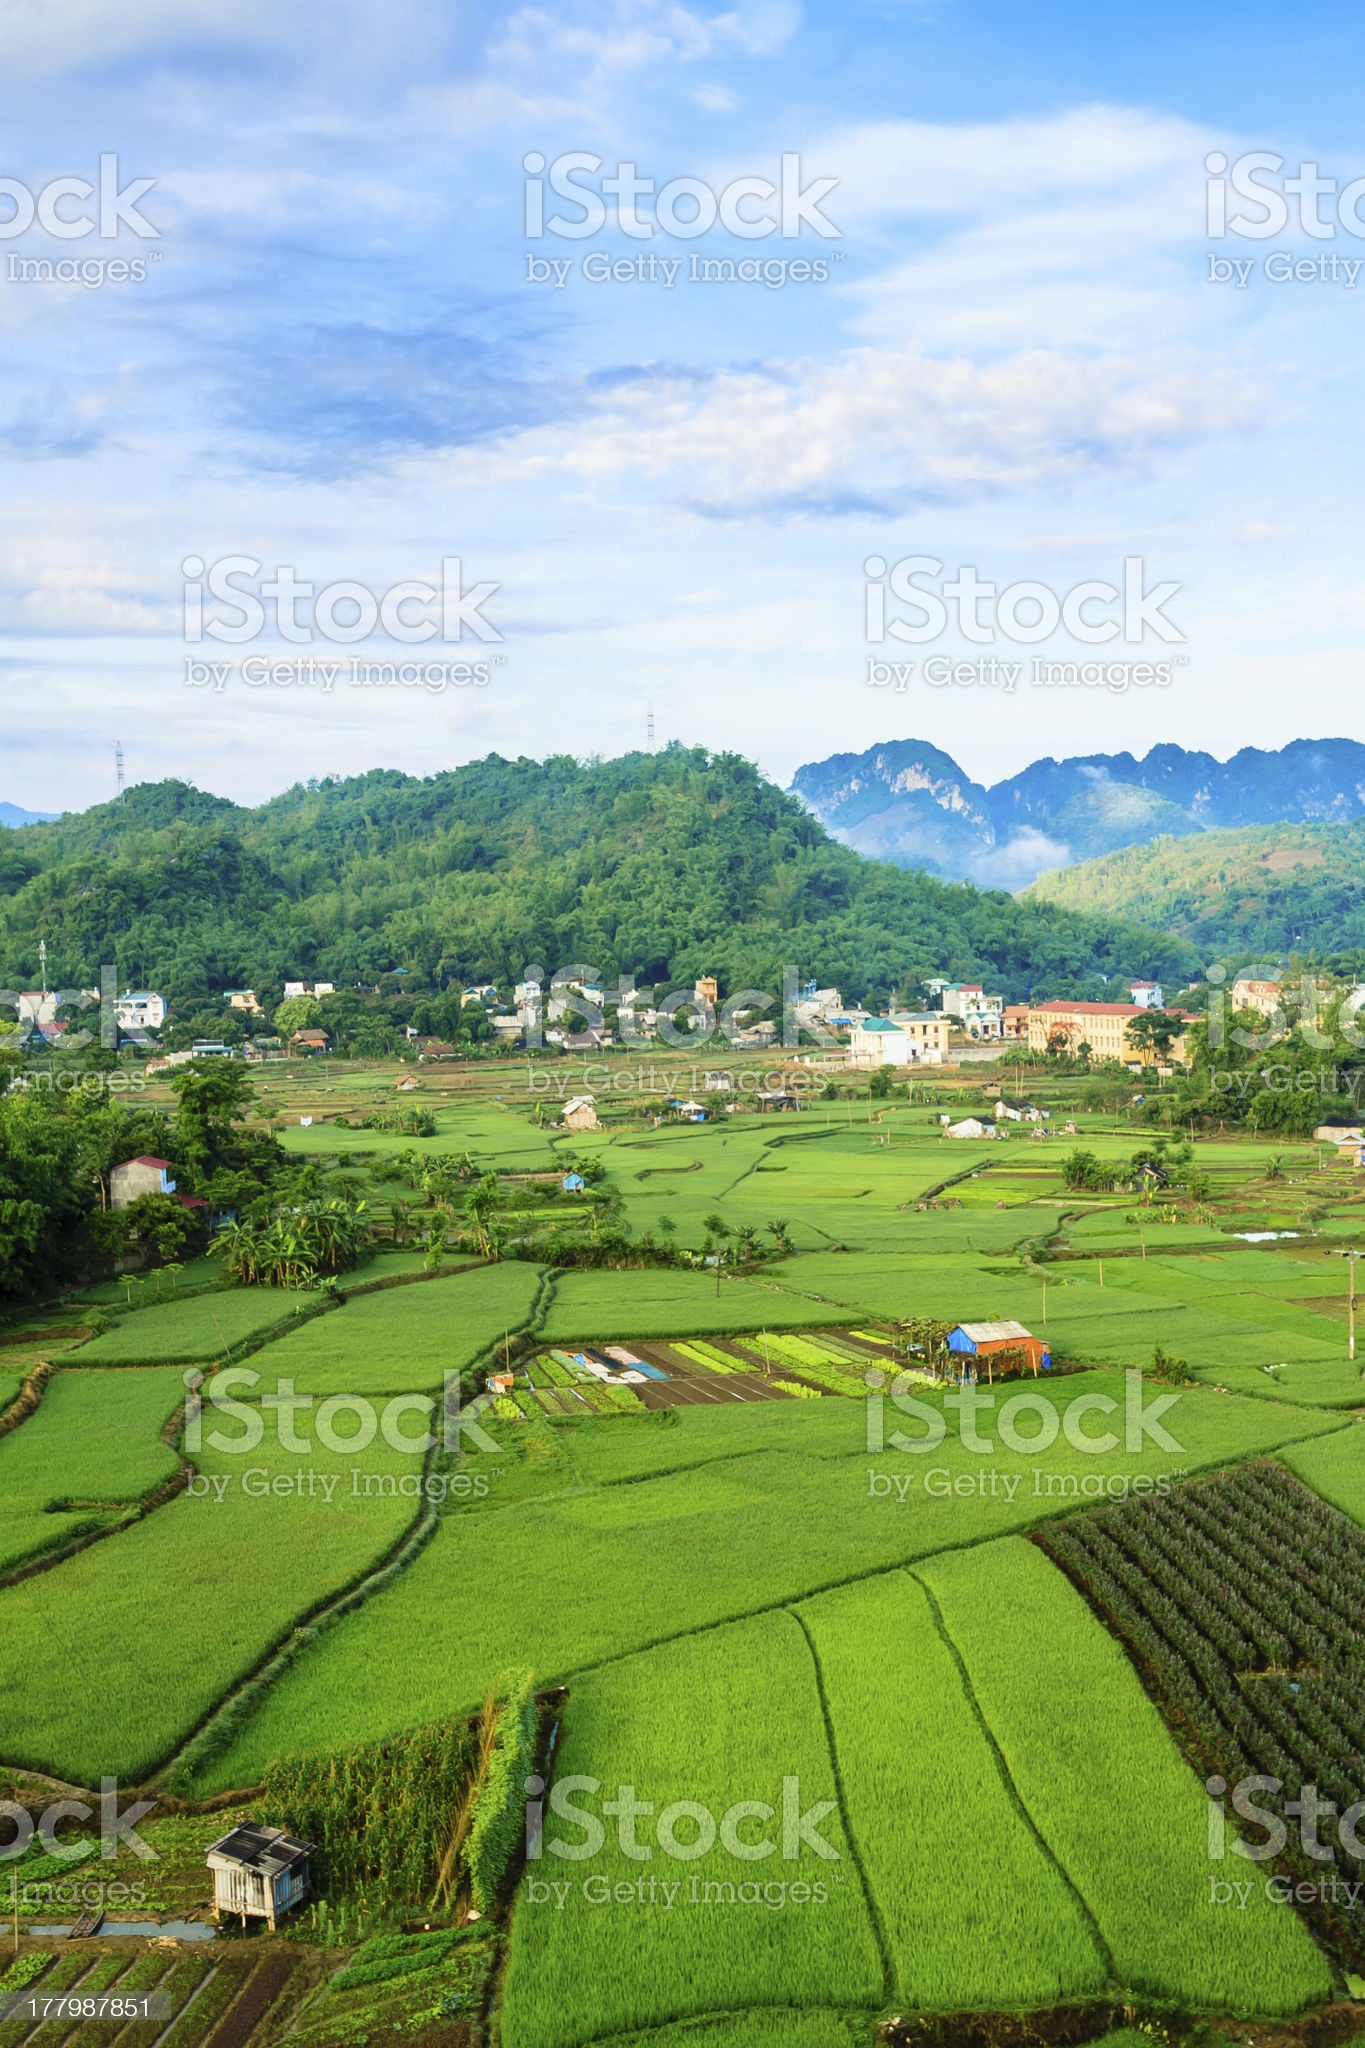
[
  {"x1": 1027, "y1": 1001, "x2": 1194, "y2": 1067},
  {"x1": 110, "y1": 1156, "x2": 207, "y2": 1213}
]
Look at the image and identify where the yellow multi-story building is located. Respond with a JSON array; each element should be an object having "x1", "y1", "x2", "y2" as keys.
[{"x1": 1027, "y1": 1000, "x2": 1191, "y2": 1067}]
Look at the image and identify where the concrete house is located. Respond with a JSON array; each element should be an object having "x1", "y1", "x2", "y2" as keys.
[{"x1": 110, "y1": 1156, "x2": 177, "y2": 1209}]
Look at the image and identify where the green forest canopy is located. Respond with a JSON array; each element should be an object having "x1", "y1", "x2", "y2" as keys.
[
  {"x1": 0, "y1": 746, "x2": 1198, "y2": 1008},
  {"x1": 1024, "y1": 820, "x2": 1365, "y2": 965}
]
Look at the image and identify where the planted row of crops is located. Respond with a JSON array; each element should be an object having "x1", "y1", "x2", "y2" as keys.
[{"x1": 1036, "y1": 1460, "x2": 1365, "y2": 1970}]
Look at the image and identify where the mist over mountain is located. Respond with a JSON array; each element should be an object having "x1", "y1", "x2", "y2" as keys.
[{"x1": 788, "y1": 738, "x2": 1365, "y2": 886}]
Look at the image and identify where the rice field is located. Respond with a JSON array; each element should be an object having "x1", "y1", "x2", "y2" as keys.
[
  {"x1": 0, "y1": 1367, "x2": 183, "y2": 1575},
  {"x1": 539, "y1": 1268, "x2": 875, "y2": 1341},
  {"x1": 915, "y1": 1538, "x2": 1333, "y2": 2013},
  {"x1": 796, "y1": 1573, "x2": 1105, "y2": 2007},
  {"x1": 0, "y1": 1422, "x2": 422, "y2": 1783},
  {"x1": 9, "y1": 1092, "x2": 1365, "y2": 2030},
  {"x1": 183, "y1": 1368, "x2": 1336, "y2": 1792},
  {"x1": 232, "y1": 1259, "x2": 546, "y2": 1393},
  {"x1": 499, "y1": 1612, "x2": 883, "y2": 2048},
  {"x1": 70, "y1": 1289, "x2": 317, "y2": 1365}
]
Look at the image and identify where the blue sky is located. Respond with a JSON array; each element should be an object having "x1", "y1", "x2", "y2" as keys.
[{"x1": 2, "y1": 0, "x2": 1364, "y2": 808}]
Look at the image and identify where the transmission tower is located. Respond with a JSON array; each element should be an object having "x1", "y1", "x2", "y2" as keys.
[
  {"x1": 646, "y1": 702, "x2": 655, "y2": 748},
  {"x1": 115, "y1": 742, "x2": 125, "y2": 800}
]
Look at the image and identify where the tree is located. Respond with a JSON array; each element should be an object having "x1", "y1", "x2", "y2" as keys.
[
  {"x1": 166, "y1": 1061, "x2": 258, "y2": 1184},
  {"x1": 1127, "y1": 1010, "x2": 1186, "y2": 1061},
  {"x1": 274, "y1": 994, "x2": 324, "y2": 1037},
  {"x1": 1061, "y1": 1149, "x2": 1110, "y2": 1192},
  {"x1": 766, "y1": 1218, "x2": 794, "y2": 1256},
  {"x1": 122, "y1": 1191, "x2": 207, "y2": 1267},
  {"x1": 464, "y1": 1172, "x2": 503, "y2": 1259}
]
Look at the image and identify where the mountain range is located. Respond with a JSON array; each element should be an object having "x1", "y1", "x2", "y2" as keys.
[
  {"x1": 0, "y1": 747, "x2": 1196, "y2": 1004},
  {"x1": 788, "y1": 737, "x2": 1365, "y2": 887}
]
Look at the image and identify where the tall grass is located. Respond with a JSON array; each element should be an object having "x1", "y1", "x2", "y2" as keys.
[
  {"x1": 264, "y1": 1714, "x2": 478, "y2": 1915},
  {"x1": 464, "y1": 1669, "x2": 536, "y2": 1911}
]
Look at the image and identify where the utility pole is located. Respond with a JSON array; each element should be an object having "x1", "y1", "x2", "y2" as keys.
[
  {"x1": 1331, "y1": 1249, "x2": 1361, "y2": 1363},
  {"x1": 38, "y1": 939, "x2": 47, "y2": 997}
]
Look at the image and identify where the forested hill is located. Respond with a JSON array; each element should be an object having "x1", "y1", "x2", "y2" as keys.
[
  {"x1": 1023, "y1": 820, "x2": 1365, "y2": 963},
  {"x1": 0, "y1": 748, "x2": 1198, "y2": 1005}
]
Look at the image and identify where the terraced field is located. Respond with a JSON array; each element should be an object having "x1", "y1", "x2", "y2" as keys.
[{"x1": 6, "y1": 1091, "x2": 1364, "y2": 2039}]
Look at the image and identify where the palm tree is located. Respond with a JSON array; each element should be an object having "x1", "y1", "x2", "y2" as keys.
[{"x1": 766, "y1": 1218, "x2": 793, "y2": 1256}]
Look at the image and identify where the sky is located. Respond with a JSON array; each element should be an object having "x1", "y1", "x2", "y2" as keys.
[{"x1": 3, "y1": 0, "x2": 1365, "y2": 811}]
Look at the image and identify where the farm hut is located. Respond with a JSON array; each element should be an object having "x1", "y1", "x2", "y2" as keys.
[
  {"x1": 756, "y1": 1089, "x2": 798, "y2": 1112},
  {"x1": 946, "y1": 1321, "x2": 1050, "y2": 1378},
  {"x1": 562, "y1": 1172, "x2": 586, "y2": 1192},
  {"x1": 676, "y1": 1100, "x2": 707, "y2": 1121},
  {"x1": 206, "y1": 1824, "x2": 314, "y2": 1929},
  {"x1": 944, "y1": 1118, "x2": 995, "y2": 1140},
  {"x1": 562, "y1": 1096, "x2": 599, "y2": 1131},
  {"x1": 486, "y1": 1370, "x2": 515, "y2": 1394}
]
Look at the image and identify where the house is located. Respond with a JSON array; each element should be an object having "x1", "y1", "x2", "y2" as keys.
[
  {"x1": 756, "y1": 1089, "x2": 798, "y2": 1112},
  {"x1": 674, "y1": 1099, "x2": 707, "y2": 1122},
  {"x1": 396, "y1": 1076, "x2": 422, "y2": 1091},
  {"x1": 1229, "y1": 977, "x2": 1283, "y2": 1019},
  {"x1": 486, "y1": 1370, "x2": 515, "y2": 1394},
  {"x1": 1027, "y1": 1001, "x2": 1193, "y2": 1066},
  {"x1": 114, "y1": 991, "x2": 166, "y2": 1032},
  {"x1": 1316, "y1": 1125, "x2": 1365, "y2": 1144},
  {"x1": 702, "y1": 1071, "x2": 733, "y2": 1091},
  {"x1": 849, "y1": 1018, "x2": 914, "y2": 1066},
  {"x1": 938, "y1": 986, "x2": 1005, "y2": 1039},
  {"x1": 283, "y1": 981, "x2": 333, "y2": 999},
  {"x1": 191, "y1": 1040, "x2": 235, "y2": 1058},
  {"x1": 888, "y1": 1012, "x2": 949, "y2": 1061},
  {"x1": 694, "y1": 976, "x2": 719, "y2": 1006},
  {"x1": 851, "y1": 1016, "x2": 946, "y2": 1065},
  {"x1": 491, "y1": 1016, "x2": 524, "y2": 1041},
  {"x1": 1130, "y1": 981, "x2": 1163, "y2": 1009},
  {"x1": 110, "y1": 1156, "x2": 178, "y2": 1209},
  {"x1": 206, "y1": 1824, "x2": 314, "y2": 1930},
  {"x1": 291, "y1": 1028, "x2": 331, "y2": 1053},
  {"x1": 947, "y1": 1320, "x2": 1050, "y2": 1375},
  {"x1": 944, "y1": 1118, "x2": 995, "y2": 1139},
  {"x1": 416, "y1": 1039, "x2": 458, "y2": 1060},
  {"x1": 560, "y1": 1028, "x2": 614, "y2": 1052},
  {"x1": 225, "y1": 990, "x2": 263, "y2": 1013},
  {"x1": 562, "y1": 1095, "x2": 599, "y2": 1131},
  {"x1": 463, "y1": 983, "x2": 499, "y2": 1006},
  {"x1": 1002, "y1": 1005, "x2": 1030, "y2": 1041}
]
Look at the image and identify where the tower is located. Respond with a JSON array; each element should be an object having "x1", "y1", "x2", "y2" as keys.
[{"x1": 115, "y1": 742, "x2": 125, "y2": 800}]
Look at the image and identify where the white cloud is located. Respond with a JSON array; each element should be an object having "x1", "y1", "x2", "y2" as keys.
[
  {"x1": 695, "y1": 84, "x2": 740, "y2": 111},
  {"x1": 432, "y1": 343, "x2": 1263, "y2": 516}
]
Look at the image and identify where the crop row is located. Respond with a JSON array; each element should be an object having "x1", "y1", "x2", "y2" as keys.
[{"x1": 1036, "y1": 1462, "x2": 1365, "y2": 1967}]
